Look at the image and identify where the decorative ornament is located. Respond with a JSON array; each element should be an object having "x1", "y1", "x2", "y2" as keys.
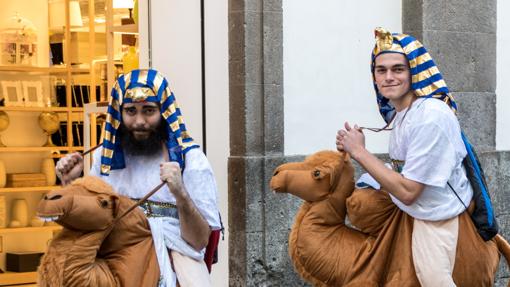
[
  {"x1": 38, "y1": 112, "x2": 60, "y2": 147},
  {"x1": 0, "y1": 111, "x2": 10, "y2": 147},
  {"x1": 374, "y1": 27, "x2": 393, "y2": 52},
  {"x1": 10, "y1": 199, "x2": 28, "y2": 228}
]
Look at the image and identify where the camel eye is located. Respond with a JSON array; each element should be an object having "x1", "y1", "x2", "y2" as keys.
[
  {"x1": 313, "y1": 170, "x2": 321, "y2": 178},
  {"x1": 99, "y1": 199, "x2": 109, "y2": 208}
]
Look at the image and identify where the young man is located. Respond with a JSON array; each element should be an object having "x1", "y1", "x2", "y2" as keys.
[
  {"x1": 336, "y1": 28, "x2": 472, "y2": 287},
  {"x1": 56, "y1": 69, "x2": 221, "y2": 287}
]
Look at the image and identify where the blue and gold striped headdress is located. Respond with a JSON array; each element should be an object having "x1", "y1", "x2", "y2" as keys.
[
  {"x1": 371, "y1": 27, "x2": 457, "y2": 123},
  {"x1": 100, "y1": 69, "x2": 199, "y2": 175}
]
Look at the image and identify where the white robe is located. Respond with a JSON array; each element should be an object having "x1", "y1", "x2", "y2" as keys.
[{"x1": 90, "y1": 147, "x2": 221, "y2": 286}]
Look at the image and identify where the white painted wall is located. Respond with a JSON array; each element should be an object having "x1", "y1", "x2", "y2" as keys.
[
  {"x1": 150, "y1": 0, "x2": 203, "y2": 146},
  {"x1": 283, "y1": 0, "x2": 401, "y2": 155},
  {"x1": 149, "y1": 1, "x2": 229, "y2": 285},
  {"x1": 204, "y1": 1, "x2": 229, "y2": 285},
  {"x1": 137, "y1": 0, "x2": 150, "y2": 69},
  {"x1": 497, "y1": 0, "x2": 510, "y2": 151}
]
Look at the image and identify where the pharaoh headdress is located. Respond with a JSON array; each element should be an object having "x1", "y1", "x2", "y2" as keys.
[
  {"x1": 100, "y1": 69, "x2": 199, "y2": 175},
  {"x1": 371, "y1": 27, "x2": 457, "y2": 123}
]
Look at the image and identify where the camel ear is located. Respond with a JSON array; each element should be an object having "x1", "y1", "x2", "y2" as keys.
[
  {"x1": 110, "y1": 195, "x2": 120, "y2": 218},
  {"x1": 343, "y1": 152, "x2": 350, "y2": 163},
  {"x1": 319, "y1": 160, "x2": 341, "y2": 187},
  {"x1": 330, "y1": 161, "x2": 342, "y2": 187},
  {"x1": 273, "y1": 165, "x2": 282, "y2": 176}
]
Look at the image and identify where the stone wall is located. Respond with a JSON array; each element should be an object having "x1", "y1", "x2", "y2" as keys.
[
  {"x1": 228, "y1": 0, "x2": 305, "y2": 285},
  {"x1": 402, "y1": 1, "x2": 508, "y2": 285},
  {"x1": 228, "y1": 0, "x2": 507, "y2": 285}
]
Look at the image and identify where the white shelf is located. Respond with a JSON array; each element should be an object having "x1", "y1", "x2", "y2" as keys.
[
  {"x1": 0, "y1": 107, "x2": 83, "y2": 112},
  {"x1": 111, "y1": 24, "x2": 138, "y2": 34},
  {"x1": 0, "y1": 186, "x2": 61, "y2": 193},
  {"x1": 0, "y1": 226, "x2": 61, "y2": 234},
  {"x1": 0, "y1": 147, "x2": 83, "y2": 153},
  {"x1": 0, "y1": 271, "x2": 37, "y2": 285},
  {"x1": 0, "y1": 66, "x2": 89, "y2": 74}
]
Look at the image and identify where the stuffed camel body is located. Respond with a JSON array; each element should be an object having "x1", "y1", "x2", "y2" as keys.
[
  {"x1": 270, "y1": 150, "x2": 510, "y2": 286},
  {"x1": 36, "y1": 176, "x2": 160, "y2": 287}
]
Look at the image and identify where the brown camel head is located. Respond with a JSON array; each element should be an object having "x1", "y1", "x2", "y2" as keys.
[
  {"x1": 37, "y1": 176, "x2": 119, "y2": 231},
  {"x1": 270, "y1": 150, "x2": 351, "y2": 202}
]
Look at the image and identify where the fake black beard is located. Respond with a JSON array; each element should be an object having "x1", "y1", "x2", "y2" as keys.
[{"x1": 119, "y1": 121, "x2": 168, "y2": 156}]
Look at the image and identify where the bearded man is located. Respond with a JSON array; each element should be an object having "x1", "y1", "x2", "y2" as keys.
[{"x1": 56, "y1": 69, "x2": 221, "y2": 287}]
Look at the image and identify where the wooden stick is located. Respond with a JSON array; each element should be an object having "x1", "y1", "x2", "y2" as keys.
[
  {"x1": 80, "y1": 143, "x2": 167, "y2": 223},
  {"x1": 81, "y1": 142, "x2": 103, "y2": 156},
  {"x1": 115, "y1": 181, "x2": 167, "y2": 222}
]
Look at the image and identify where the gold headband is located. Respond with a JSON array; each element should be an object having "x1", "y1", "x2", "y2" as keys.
[{"x1": 124, "y1": 87, "x2": 156, "y2": 102}]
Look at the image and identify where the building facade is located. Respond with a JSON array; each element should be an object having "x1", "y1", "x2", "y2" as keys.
[{"x1": 228, "y1": 0, "x2": 510, "y2": 286}]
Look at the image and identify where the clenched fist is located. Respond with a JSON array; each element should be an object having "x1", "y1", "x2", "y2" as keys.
[
  {"x1": 160, "y1": 162, "x2": 186, "y2": 198},
  {"x1": 55, "y1": 152, "x2": 84, "y2": 185}
]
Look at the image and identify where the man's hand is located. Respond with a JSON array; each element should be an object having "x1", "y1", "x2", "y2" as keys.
[
  {"x1": 336, "y1": 122, "x2": 365, "y2": 157},
  {"x1": 160, "y1": 162, "x2": 186, "y2": 198},
  {"x1": 55, "y1": 152, "x2": 84, "y2": 185},
  {"x1": 337, "y1": 122, "x2": 424, "y2": 205}
]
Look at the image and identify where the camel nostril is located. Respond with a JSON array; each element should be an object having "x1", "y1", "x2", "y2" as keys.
[
  {"x1": 47, "y1": 194, "x2": 63, "y2": 200},
  {"x1": 273, "y1": 170, "x2": 280, "y2": 176}
]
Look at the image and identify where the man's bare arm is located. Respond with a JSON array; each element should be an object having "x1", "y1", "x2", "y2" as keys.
[
  {"x1": 160, "y1": 162, "x2": 211, "y2": 250},
  {"x1": 350, "y1": 147, "x2": 424, "y2": 205},
  {"x1": 337, "y1": 122, "x2": 424, "y2": 205}
]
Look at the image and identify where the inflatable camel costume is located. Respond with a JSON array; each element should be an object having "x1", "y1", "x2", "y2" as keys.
[
  {"x1": 269, "y1": 29, "x2": 510, "y2": 286},
  {"x1": 37, "y1": 176, "x2": 160, "y2": 287},
  {"x1": 270, "y1": 150, "x2": 510, "y2": 286}
]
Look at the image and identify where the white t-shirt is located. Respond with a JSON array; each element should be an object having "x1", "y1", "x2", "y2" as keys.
[
  {"x1": 388, "y1": 97, "x2": 473, "y2": 221},
  {"x1": 90, "y1": 147, "x2": 221, "y2": 230}
]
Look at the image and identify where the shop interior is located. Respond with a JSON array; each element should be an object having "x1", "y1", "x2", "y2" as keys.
[{"x1": 0, "y1": 1, "x2": 141, "y2": 285}]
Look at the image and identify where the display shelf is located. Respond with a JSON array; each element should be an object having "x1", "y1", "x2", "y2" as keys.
[
  {"x1": 0, "y1": 186, "x2": 60, "y2": 193},
  {"x1": 0, "y1": 107, "x2": 83, "y2": 112},
  {"x1": 111, "y1": 24, "x2": 138, "y2": 34},
  {"x1": 0, "y1": 65, "x2": 90, "y2": 74},
  {"x1": 0, "y1": 147, "x2": 83, "y2": 153},
  {"x1": 0, "y1": 271, "x2": 37, "y2": 285},
  {"x1": 0, "y1": 65, "x2": 66, "y2": 73},
  {"x1": 0, "y1": 226, "x2": 61, "y2": 234},
  {"x1": 0, "y1": 1, "x2": 105, "y2": 282}
]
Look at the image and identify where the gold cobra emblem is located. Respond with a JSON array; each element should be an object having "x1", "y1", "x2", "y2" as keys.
[{"x1": 374, "y1": 27, "x2": 393, "y2": 51}]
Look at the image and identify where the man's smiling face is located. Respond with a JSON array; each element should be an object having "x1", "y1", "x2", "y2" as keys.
[{"x1": 373, "y1": 53, "x2": 411, "y2": 102}]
